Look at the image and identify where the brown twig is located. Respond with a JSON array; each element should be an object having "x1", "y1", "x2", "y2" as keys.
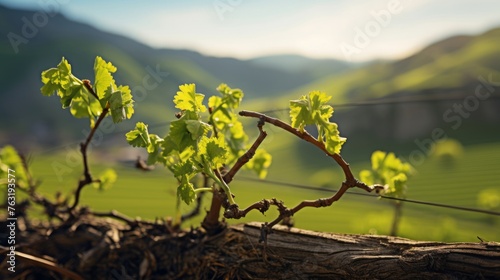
[
  {"x1": 19, "y1": 153, "x2": 36, "y2": 191},
  {"x1": 1, "y1": 247, "x2": 84, "y2": 280},
  {"x1": 83, "y1": 79, "x2": 99, "y2": 100},
  {"x1": 240, "y1": 110, "x2": 354, "y2": 180},
  {"x1": 224, "y1": 118, "x2": 267, "y2": 184},
  {"x1": 90, "y1": 210, "x2": 138, "y2": 226},
  {"x1": 69, "y1": 84, "x2": 109, "y2": 212},
  {"x1": 237, "y1": 110, "x2": 384, "y2": 242},
  {"x1": 203, "y1": 113, "x2": 269, "y2": 233},
  {"x1": 14, "y1": 154, "x2": 65, "y2": 220}
]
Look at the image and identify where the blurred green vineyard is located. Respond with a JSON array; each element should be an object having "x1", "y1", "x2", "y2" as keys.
[{"x1": 10, "y1": 140, "x2": 500, "y2": 242}]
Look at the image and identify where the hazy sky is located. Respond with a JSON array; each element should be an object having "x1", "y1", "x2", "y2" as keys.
[{"x1": 3, "y1": 0, "x2": 500, "y2": 61}]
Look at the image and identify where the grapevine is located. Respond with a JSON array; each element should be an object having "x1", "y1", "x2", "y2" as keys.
[
  {"x1": 39, "y1": 56, "x2": 135, "y2": 213},
  {"x1": 3, "y1": 57, "x2": 406, "y2": 241},
  {"x1": 128, "y1": 84, "x2": 387, "y2": 240}
]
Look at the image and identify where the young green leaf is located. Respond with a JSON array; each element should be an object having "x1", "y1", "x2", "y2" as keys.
[
  {"x1": 309, "y1": 91, "x2": 333, "y2": 120},
  {"x1": 388, "y1": 173, "x2": 408, "y2": 194},
  {"x1": 169, "y1": 119, "x2": 198, "y2": 152},
  {"x1": 126, "y1": 122, "x2": 151, "y2": 148},
  {"x1": 322, "y1": 122, "x2": 346, "y2": 155},
  {"x1": 118, "y1": 85, "x2": 134, "y2": 120},
  {"x1": 40, "y1": 57, "x2": 72, "y2": 97},
  {"x1": 185, "y1": 120, "x2": 211, "y2": 140},
  {"x1": 71, "y1": 94, "x2": 103, "y2": 127},
  {"x1": 0, "y1": 145, "x2": 29, "y2": 189},
  {"x1": 172, "y1": 160, "x2": 198, "y2": 205},
  {"x1": 247, "y1": 149, "x2": 272, "y2": 179},
  {"x1": 359, "y1": 170, "x2": 375, "y2": 186},
  {"x1": 174, "y1": 84, "x2": 207, "y2": 113},
  {"x1": 290, "y1": 91, "x2": 334, "y2": 130},
  {"x1": 145, "y1": 134, "x2": 164, "y2": 165},
  {"x1": 125, "y1": 82, "x2": 273, "y2": 209},
  {"x1": 198, "y1": 136, "x2": 228, "y2": 168},
  {"x1": 41, "y1": 57, "x2": 104, "y2": 124},
  {"x1": 178, "y1": 176, "x2": 196, "y2": 205},
  {"x1": 93, "y1": 56, "x2": 117, "y2": 98},
  {"x1": 290, "y1": 91, "x2": 345, "y2": 154},
  {"x1": 109, "y1": 90, "x2": 125, "y2": 123},
  {"x1": 216, "y1": 83, "x2": 244, "y2": 109},
  {"x1": 289, "y1": 98, "x2": 313, "y2": 131},
  {"x1": 93, "y1": 168, "x2": 117, "y2": 191},
  {"x1": 41, "y1": 56, "x2": 134, "y2": 128},
  {"x1": 360, "y1": 151, "x2": 413, "y2": 198}
]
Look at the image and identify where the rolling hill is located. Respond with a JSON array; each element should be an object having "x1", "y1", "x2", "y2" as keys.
[
  {"x1": 278, "y1": 27, "x2": 500, "y2": 104},
  {"x1": 1, "y1": 4, "x2": 499, "y2": 158},
  {"x1": 1, "y1": 4, "x2": 499, "y2": 244},
  {"x1": 0, "y1": 4, "x2": 350, "y2": 147}
]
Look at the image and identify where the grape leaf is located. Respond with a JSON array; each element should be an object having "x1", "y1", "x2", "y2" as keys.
[
  {"x1": 359, "y1": 170, "x2": 375, "y2": 186},
  {"x1": 290, "y1": 91, "x2": 333, "y2": 131},
  {"x1": 146, "y1": 134, "x2": 164, "y2": 165},
  {"x1": 40, "y1": 57, "x2": 72, "y2": 97},
  {"x1": 247, "y1": 149, "x2": 272, "y2": 179},
  {"x1": 169, "y1": 119, "x2": 197, "y2": 152},
  {"x1": 174, "y1": 84, "x2": 207, "y2": 113},
  {"x1": 290, "y1": 91, "x2": 345, "y2": 154},
  {"x1": 0, "y1": 145, "x2": 29, "y2": 188},
  {"x1": 208, "y1": 95, "x2": 232, "y2": 120},
  {"x1": 60, "y1": 84, "x2": 83, "y2": 108},
  {"x1": 371, "y1": 150, "x2": 387, "y2": 171},
  {"x1": 322, "y1": 122, "x2": 346, "y2": 155},
  {"x1": 93, "y1": 168, "x2": 117, "y2": 191},
  {"x1": 309, "y1": 91, "x2": 333, "y2": 121},
  {"x1": 40, "y1": 57, "x2": 103, "y2": 125},
  {"x1": 106, "y1": 85, "x2": 134, "y2": 123},
  {"x1": 371, "y1": 151, "x2": 412, "y2": 175},
  {"x1": 199, "y1": 136, "x2": 228, "y2": 168},
  {"x1": 388, "y1": 173, "x2": 408, "y2": 194},
  {"x1": 226, "y1": 118, "x2": 247, "y2": 153},
  {"x1": 172, "y1": 159, "x2": 198, "y2": 205},
  {"x1": 208, "y1": 96, "x2": 232, "y2": 132},
  {"x1": 289, "y1": 98, "x2": 313, "y2": 131},
  {"x1": 69, "y1": 94, "x2": 102, "y2": 127},
  {"x1": 126, "y1": 122, "x2": 150, "y2": 148},
  {"x1": 208, "y1": 91, "x2": 248, "y2": 160},
  {"x1": 147, "y1": 134, "x2": 163, "y2": 154},
  {"x1": 216, "y1": 83, "x2": 244, "y2": 109},
  {"x1": 185, "y1": 120, "x2": 210, "y2": 140},
  {"x1": 93, "y1": 56, "x2": 117, "y2": 99},
  {"x1": 161, "y1": 135, "x2": 176, "y2": 158},
  {"x1": 177, "y1": 176, "x2": 196, "y2": 205},
  {"x1": 41, "y1": 57, "x2": 134, "y2": 128},
  {"x1": 109, "y1": 90, "x2": 125, "y2": 123},
  {"x1": 360, "y1": 151, "x2": 413, "y2": 198},
  {"x1": 118, "y1": 85, "x2": 134, "y2": 120},
  {"x1": 172, "y1": 160, "x2": 196, "y2": 178}
]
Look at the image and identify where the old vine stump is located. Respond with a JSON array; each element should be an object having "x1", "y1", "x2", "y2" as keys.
[
  {"x1": 233, "y1": 222, "x2": 500, "y2": 279},
  {"x1": 1, "y1": 218, "x2": 499, "y2": 279}
]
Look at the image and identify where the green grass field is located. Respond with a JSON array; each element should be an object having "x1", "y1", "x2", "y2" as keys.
[{"x1": 5, "y1": 139, "x2": 500, "y2": 243}]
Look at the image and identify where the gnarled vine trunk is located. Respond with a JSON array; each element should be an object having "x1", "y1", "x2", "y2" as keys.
[
  {"x1": 2, "y1": 218, "x2": 499, "y2": 279},
  {"x1": 230, "y1": 222, "x2": 500, "y2": 279}
]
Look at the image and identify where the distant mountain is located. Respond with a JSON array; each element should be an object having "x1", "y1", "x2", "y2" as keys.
[
  {"x1": 249, "y1": 54, "x2": 355, "y2": 80},
  {"x1": 1, "y1": 4, "x2": 499, "y2": 154},
  {"x1": 281, "y1": 27, "x2": 500, "y2": 104},
  {"x1": 0, "y1": 5, "x2": 351, "y2": 146},
  {"x1": 280, "y1": 27, "x2": 500, "y2": 164}
]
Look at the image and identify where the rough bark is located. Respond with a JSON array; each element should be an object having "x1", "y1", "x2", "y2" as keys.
[
  {"x1": 2, "y1": 218, "x2": 499, "y2": 279},
  {"x1": 229, "y1": 222, "x2": 500, "y2": 279}
]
